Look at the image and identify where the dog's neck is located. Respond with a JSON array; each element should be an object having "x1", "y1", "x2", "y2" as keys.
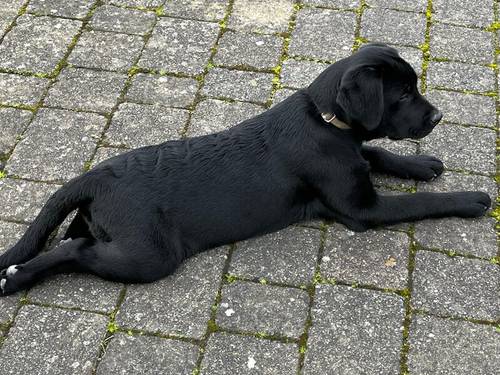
[{"x1": 320, "y1": 112, "x2": 351, "y2": 130}]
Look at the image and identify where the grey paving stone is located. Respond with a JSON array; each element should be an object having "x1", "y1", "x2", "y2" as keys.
[
  {"x1": 433, "y1": 0, "x2": 494, "y2": 28},
  {"x1": 229, "y1": 226, "x2": 321, "y2": 286},
  {"x1": 0, "y1": 15, "x2": 81, "y2": 74},
  {"x1": 91, "y1": 147, "x2": 128, "y2": 168},
  {"x1": 0, "y1": 0, "x2": 29, "y2": 10},
  {"x1": 0, "y1": 178, "x2": 60, "y2": 222},
  {"x1": 216, "y1": 281, "x2": 309, "y2": 338},
  {"x1": 201, "y1": 332, "x2": 299, "y2": 375},
  {"x1": 108, "y1": 0, "x2": 163, "y2": 7},
  {"x1": 228, "y1": 0, "x2": 293, "y2": 34},
  {"x1": 97, "y1": 333, "x2": 199, "y2": 375},
  {"x1": 0, "y1": 305, "x2": 108, "y2": 375},
  {"x1": 89, "y1": 4, "x2": 156, "y2": 35},
  {"x1": 301, "y1": 0, "x2": 358, "y2": 9},
  {"x1": 408, "y1": 315, "x2": 500, "y2": 375},
  {"x1": 106, "y1": 103, "x2": 188, "y2": 148},
  {"x1": 366, "y1": 0, "x2": 427, "y2": 12},
  {"x1": 116, "y1": 248, "x2": 227, "y2": 339},
  {"x1": 289, "y1": 8, "x2": 356, "y2": 62},
  {"x1": 397, "y1": 46, "x2": 423, "y2": 77},
  {"x1": 272, "y1": 87, "x2": 296, "y2": 105},
  {"x1": 427, "y1": 61, "x2": 496, "y2": 93},
  {"x1": 303, "y1": 285, "x2": 404, "y2": 374},
  {"x1": 202, "y1": 68, "x2": 274, "y2": 103},
  {"x1": 7, "y1": 108, "x2": 105, "y2": 181},
  {"x1": 280, "y1": 59, "x2": 329, "y2": 89},
  {"x1": 139, "y1": 17, "x2": 219, "y2": 75},
  {"x1": 27, "y1": 0, "x2": 94, "y2": 19},
  {"x1": 0, "y1": 108, "x2": 31, "y2": 156},
  {"x1": 0, "y1": 10, "x2": 16, "y2": 38},
  {"x1": 214, "y1": 31, "x2": 283, "y2": 70},
  {"x1": 68, "y1": 30, "x2": 144, "y2": 71},
  {"x1": 188, "y1": 98, "x2": 264, "y2": 137},
  {"x1": 0, "y1": 73, "x2": 49, "y2": 106},
  {"x1": 430, "y1": 23, "x2": 494, "y2": 65},
  {"x1": 419, "y1": 124, "x2": 496, "y2": 174},
  {"x1": 321, "y1": 224, "x2": 409, "y2": 289},
  {"x1": 163, "y1": 0, "x2": 227, "y2": 22},
  {"x1": 412, "y1": 251, "x2": 500, "y2": 320},
  {"x1": 45, "y1": 67, "x2": 127, "y2": 113}
]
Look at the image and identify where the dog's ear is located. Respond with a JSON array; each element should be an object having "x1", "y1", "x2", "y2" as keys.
[{"x1": 336, "y1": 65, "x2": 383, "y2": 131}]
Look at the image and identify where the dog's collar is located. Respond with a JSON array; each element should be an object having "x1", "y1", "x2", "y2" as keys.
[{"x1": 321, "y1": 112, "x2": 351, "y2": 130}]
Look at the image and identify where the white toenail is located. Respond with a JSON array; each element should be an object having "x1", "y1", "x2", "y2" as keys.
[
  {"x1": 6, "y1": 265, "x2": 18, "y2": 276},
  {"x1": 60, "y1": 238, "x2": 73, "y2": 245},
  {"x1": 0, "y1": 279, "x2": 6, "y2": 291}
]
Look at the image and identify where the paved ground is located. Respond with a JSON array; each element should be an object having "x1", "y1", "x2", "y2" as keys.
[{"x1": 0, "y1": 0, "x2": 499, "y2": 374}]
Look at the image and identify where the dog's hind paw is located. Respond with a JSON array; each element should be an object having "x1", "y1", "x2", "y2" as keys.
[{"x1": 0, "y1": 265, "x2": 19, "y2": 296}]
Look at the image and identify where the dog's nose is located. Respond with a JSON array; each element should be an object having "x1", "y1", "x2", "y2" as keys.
[{"x1": 430, "y1": 111, "x2": 443, "y2": 126}]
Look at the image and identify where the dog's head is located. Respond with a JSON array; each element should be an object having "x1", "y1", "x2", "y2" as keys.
[{"x1": 307, "y1": 43, "x2": 442, "y2": 140}]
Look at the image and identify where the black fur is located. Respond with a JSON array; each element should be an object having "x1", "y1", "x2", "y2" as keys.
[{"x1": 0, "y1": 44, "x2": 491, "y2": 295}]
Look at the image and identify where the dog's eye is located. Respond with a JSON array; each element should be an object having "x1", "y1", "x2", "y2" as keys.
[{"x1": 399, "y1": 86, "x2": 411, "y2": 101}]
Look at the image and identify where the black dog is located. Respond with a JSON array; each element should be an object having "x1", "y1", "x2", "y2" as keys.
[{"x1": 0, "y1": 44, "x2": 491, "y2": 295}]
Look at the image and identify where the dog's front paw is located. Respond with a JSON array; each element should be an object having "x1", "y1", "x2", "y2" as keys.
[
  {"x1": 0, "y1": 265, "x2": 20, "y2": 296},
  {"x1": 404, "y1": 155, "x2": 444, "y2": 181},
  {"x1": 452, "y1": 191, "x2": 491, "y2": 218}
]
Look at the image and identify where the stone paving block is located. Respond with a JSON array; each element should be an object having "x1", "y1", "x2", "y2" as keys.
[
  {"x1": 397, "y1": 46, "x2": 423, "y2": 77},
  {"x1": 108, "y1": 0, "x2": 163, "y2": 7},
  {"x1": 202, "y1": 68, "x2": 274, "y2": 103},
  {"x1": 27, "y1": 0, "x2": 94, "y2": 19},
  {"x1": 321, "y1": 224, "x2": 409, "y2": 289},
  {"x1": 362, "y1": 8, "x2": 426, "y2": 47},
  {"x1": 0, "y1": 73, "x2": 49, "y2": 106},
  {"x1": 7, "y1": 108, "x2": 105, "y2": 181},
  {"x1": 303, "y1": 285, "x2": 404, "y2": 374},
  {"x1": 430, "y1": 23, "x2": 494, "y2": 65},
  {"x1": 419, "y1": 124, "x2": 496, "y2": 174},
  {"x1": 91, "y1": 147, "x2": 128, "y2": 168},
  {"x1": 0, "y1": 15, "x2": 81, "y2": 74},
  {"x1": 366, "y1": 0, "x2": 427, "y2": 12},
  {"x1": 412, "y1": 251, "x2": 500, "y2": 320},
  {"x1": 188, "y1": 98, "x2": 264, "y2": 137},
  {"x1": 201, "y1": 332, "x2": 299, "y2": 375},
  {"x1": 408, "y1": 314, "x2": 500, "y2": 375},
  {"x1": 97, "y1": 333, "x2": 199, "y2": 375},
  {"x1": 216, "y1": 281, "x2": 309, "y2": 338},
  {"x1": 45, "y1": 67, "x2": 127, "y2": 113},
  {"x1": 126, "y1": 73, "x2": 198, "y2": 108},
  {"x1": 0, "y1": 178, "x2": 60, "y2": 222},
  {"x1": 427, "y1": 61, "x2": 496, "y2": 93},
  {"x1": 0, "y1": 10, "x2": 16, "y2": 38},
  {"x1": 229, "y1": 226, "x2": 321, "y2": 286},
  {"x1": 68, "y1": 30, "x2": 144, "y2": 71},
  {"x1": 0, "y1": 108, "x2": 31, "y2": 156},
  {"x1": 433, "y1": 0, "x2": 494, "y2": 28},
  {"x1": 289, "y1": 8, "x2": 356, "y2": 62},
  {"x1": 301, "y1": 0, "x2": 358, "y2": 9},
  {"x1": 89, "y1": 4, "x2": 156, "y2": 35},
  {"x1": 139, "y1": 17, "x2": 219, "y2": 75},
  {"x1": 280, "y1": 59, "x2": 329, "y2": 89},
  {"x1": 106, "y1": 103, "x2": 188, "y2": 148},
  {"x1": 116, "y1": 248, "x2": 227, "y2": 339},
  {"x1": 0, "y1": 305, "x2": 108, "y2": 375},
  {"x1": 163, "y1": 0, "x2": 227, "y2": 22},
  {"x1": 228, "y1": 0, "x2": 293, "y2": 34},
  {"x1": 214, "y1": 31, "x2": 283, "y2": 70},
  {"x1": 272, "y1": 88, "x2": 296, "y2": 105}
]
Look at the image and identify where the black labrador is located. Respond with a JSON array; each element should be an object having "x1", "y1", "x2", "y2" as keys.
[{"x1": 0, "y1": 43, "x2": 491, "y2": 295}]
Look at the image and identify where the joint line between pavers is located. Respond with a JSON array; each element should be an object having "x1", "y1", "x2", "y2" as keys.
[
  {"x1": 412, "y1": 308, "x2": 500, "y2": 326},
  {"x1": 0, "y1": 0, "x2": 30, "y2": 45}
]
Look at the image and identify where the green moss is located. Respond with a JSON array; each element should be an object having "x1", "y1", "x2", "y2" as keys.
[
  {"x1": 0, "y1": 170, "x2": 6, "y2": 179},
  {"x1": 127, "y1": 65, "x2": 141, "y2": 77},
  {"x1": 155, "y1": 6, "x2": 165, "y2": 16},
  {"x1": 107, "y1": 321, "x2": 119, "y2": 333},
  {"x1": 490, "y1": 257, "x2": 499, "y2": 265},
  {"x1": 206, "y1": 319, "x2": 218, "y2": 333},
  {"x1": 225, "y1": 273, "x2": 237, "y2": 283},
  {"x1": 487, "y1": 21, "x2": 500, "y2": 31},
  {"x1": 258, "y1": 277, "x2": 268, "y2": 285}
]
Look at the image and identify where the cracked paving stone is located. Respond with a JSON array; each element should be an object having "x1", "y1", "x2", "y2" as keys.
[
  {"x1": 0, "y1": 15, "x2": 81, "y2": 74},
  {"x1": 366, "y1": 0, "x2": 427, "y2": 12},
  {"x1": 0, "y1": 73, "x2": 50, "y2": 106},
  {"x1": 126, "y1": 73, "x2": 198, "y2": 108},
  {"x1": 280, "y1": 59, "x2": 329, "y2": 89},
  {"x1": 301, "y1": 0, "x2": 359, "y2": 9},
  {"x1": 0, "y1": 108, "x2": 31, "y2": 156},
  {"x1": 216, "y1": 281, "x2": 309, "y2": 338},
  {"x1": 116, "y1": 248, "x2": 227, "y2": 339},
  {"x1": 68, "y1": 30, "x2": 144, "y2": 72},
  {"x1": 321, "y1": 224, "x2": 409, "y2": 289},
  {"x1": 107, "y1": 0, "x2": 164, "y2": 7},
  {"x1": 97, "y1": 333, "x2": 199, "y2": 375},
  {"x1": 106, "y1": 103, "x2": 188, "y2": 148},
  {"x1": 228, "y1": 0, "x2": 293, "y2": 34},
  {"x1": 214, "y1": 31, "x2": 283, "y2": 70},
  {"x1": 303, "y1": 285, "x2": 404, "y2": 374},
  {"x1": 272, "y1": 88, "x2": 296, "y2": 105},
  {"x1": 397, "y1": 46, "x2": 423, "y2": 77},
  {"x1": 408, "y1": 314, "x2": 500, "y2": 375},
  {"x1": 45, "y1": 67, "x2": 127, "y2": 113},
  {"x1": 420, "y1": 124, "x2": 496, "y2": 174},
  {"x1": 27, "y1": 0, "x2": 94, "y2": 19},
  {"x1": 200, "y1": 332, "x2": 299, "y2": 375},
  {"x1": 188, "y1": 98, "x2": 264, "y2": 137},
  {"x1": 202, "y1": 68, "x2": 274, "y2": 103},
  {"x1": 7, "y1": 108, "x2": 106, "y2": 181},
  {"x1": 433, "y1": 0, "x2": 494, "y2": 28},
  {"x1": 91, "y1": 147, "x2": 128, "y2": 168},
  {"x1": 427, "y1": 61, "x2": 496, "y2": 93},
  {"x1": 139, "y1": 17, "x2": 219, "y2": 75},
  {"x1": 89, "y1": 4, "x2": 156, "y2": 35},
  {"x1": 412, "y1": 251, "x2": 500, "y2": 320},
  {"x1": 0, "y1": 178, "x2": 60, "y2": 222},
  {"x1": 229, "y1": 226, "x2": 321, "y2": 286},
  {"x1": 163, "y1": 0, "x2": 227, "y2": 22},
  {"x1": 289, "y1": 8, "x2": 356, "y2": 62},
  {"x1": 0, "y1": 305, "x2": 108, "y2": 375}
]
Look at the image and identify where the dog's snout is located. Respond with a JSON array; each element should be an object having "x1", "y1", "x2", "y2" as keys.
[{"x1": 430, "y1": 111, "x2": 443, "y2": 126}]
